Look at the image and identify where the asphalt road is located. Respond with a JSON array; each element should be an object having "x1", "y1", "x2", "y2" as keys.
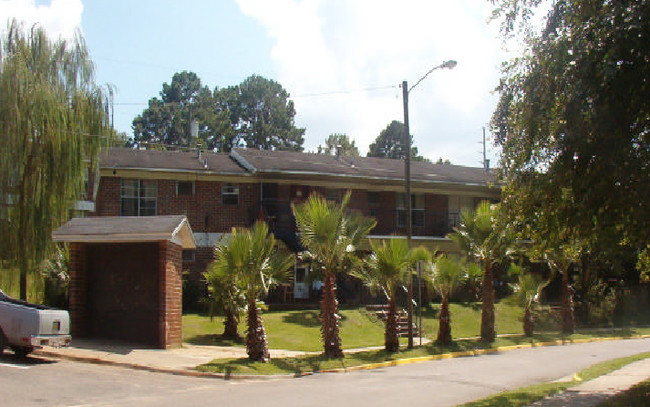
[{"x1": 1, "y1": 338, "x2": 649, "y2": 407}]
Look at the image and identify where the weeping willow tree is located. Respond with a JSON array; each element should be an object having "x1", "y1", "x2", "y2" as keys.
[{"x1": 0, "y1": 21, "x2": 113, "y2": 300}]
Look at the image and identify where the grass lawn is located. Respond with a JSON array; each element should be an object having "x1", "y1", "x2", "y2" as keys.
[
  {"x1": 183, "y1": 300, "x2": 528, "y2": 351},
  {"x1": 184, "y1": 307, "x2": 385, "y2": 351},
  {"x1": 186, "y1": 300, "x2": 650, "y2": 376}
]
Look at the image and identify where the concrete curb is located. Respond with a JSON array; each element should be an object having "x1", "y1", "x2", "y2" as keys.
[
  {"x1": 34, "y1": 334, "x2": 650, "y2": 380},
  {"x1": 32, "y1": 349, "x2": 307, "y2": 380},
  {"x1": 319, "y1": 334, "x2": 650, "y2": 374}
]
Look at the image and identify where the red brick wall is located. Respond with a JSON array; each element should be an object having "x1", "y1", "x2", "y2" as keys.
[
  {"x1": 94, "y1": 177, "x2": 121, "y2": 216},
  {"x1": 159, "y1": 241, "x2": 183, "y2": 349},
  {"x1": 370, "y1": 190, "x2": 397, "y2": 235},
  {"x1": 68, "y1": 243, "x2": 88, "y2": 337},
  {"x1": 95, "y1": 177, "x2": 258, "y2": 234},
  {"x1": 425, "y1": 193, "x2": 448, "y2": 236}
]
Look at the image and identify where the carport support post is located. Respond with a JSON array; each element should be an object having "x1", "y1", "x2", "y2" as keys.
[
  {"x1": 158, "y1": 241, "x2": 183, "y2": 349},
  {"x1": 68, "y1": 243, "x2": 89, "y2": 338}
]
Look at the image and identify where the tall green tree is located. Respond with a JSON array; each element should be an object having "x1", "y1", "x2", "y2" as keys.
[
  {"x1": 132, "y1": 71, "x2": 231, "y2": 150},
  {"x1": 216, "y1": 74, "x2": 305, "y2": 151},
  {"x1": 293, "y1": 192, "x2": 376, "y2": 358},
  {"x1": 449, "y1": 201, "x2": 512, "y2": 342},
  {"x1": 353, "y1": 239, "x2": 428, "y2": 352},
  {"x1": 367, "y1": 120, "x2": 427, "y2": 161},
  {"x1": 427, "y1": 254, "x2": 467, "y2": 345},
  {"x1": 317, "y1": 133, "x2": 359, "y2": 156},
  {"x1": 210, "y1": 222, "x2": 294, "y2": 361},
  {"x1": 490, "y1": 0, "x2": 650, "y2": 279},
  {"x1": 0, "y1": 21, "x2": 112, "y2": 300}
]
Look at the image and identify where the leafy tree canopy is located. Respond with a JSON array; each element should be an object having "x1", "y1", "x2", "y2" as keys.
[
  {"x1": 490, "y1": 0, "x2": 650, "y2": 276},
  {"x1": 0, "y1": 21, "x2": 113, "y2": 299},
  {"x1": 132, "y1": 73, "x2": 304, "y2": 152},
  {"x1": 216, "y1": 74, "x2": 305, "y2": 151},
  {"x1": 367, "y1": 120, "x2": 428, "y2": 161},
  {"x1": 317, "y1": 133, "x2": 359, "y2": 156},
  {"x1": 132, "y1": 71, "x2": 232, "y2": 150}
]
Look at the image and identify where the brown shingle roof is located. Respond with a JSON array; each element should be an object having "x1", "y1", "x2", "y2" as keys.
[
  {"x1": 231, "y1": 148, "x2": 496, "y2": 186},
  {"x1": 52, "y1": 215, "x2": 196, "y2": 248},
  {"x1": 101, "y1": 148, "x2": 247, "y2": 175},
  {"x1": 99, "y1": 147, "x2": 496, "y2": 187}
]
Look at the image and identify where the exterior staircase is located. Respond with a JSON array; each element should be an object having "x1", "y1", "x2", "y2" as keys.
[{"x1": 365, "y1": 304, "x2": 419, "y2": 337}]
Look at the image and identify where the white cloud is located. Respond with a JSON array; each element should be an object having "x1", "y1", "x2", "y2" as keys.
[
  {"x1": 237, "y1": 0, "x2": 506, "y2": 166},
  {"x1": 0, "y1": 0, "x2": 83, "y2": 39}
]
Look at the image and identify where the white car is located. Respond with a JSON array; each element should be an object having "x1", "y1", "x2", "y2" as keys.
[{"x1": 0, "y1": 289, "x2": 71, "y2": 357}]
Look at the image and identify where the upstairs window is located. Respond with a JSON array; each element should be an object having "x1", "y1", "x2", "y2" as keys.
[
  {"x1": 396, "y1": 193, "x2": 425, "y2": 228},
  {"x1": 222, "y1": 183, "x2": 239, "y2": 205},
  {"x1": 176, "y1": 181, "x2": 194, "y2": 196},
  {"x1": 367, "y1": 191, "x2": 381, "y2": 206},
  {"x1": 121, "y1": 179, "x2": 157, "y2": 216}
]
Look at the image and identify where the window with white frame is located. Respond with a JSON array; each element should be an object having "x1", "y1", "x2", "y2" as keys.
[
  {"x1": 120, "y1": 179, "x2": 157, "y2": 216},
  {"x1": 222, "y1": 183, "x2": 239, "y2": 205}
]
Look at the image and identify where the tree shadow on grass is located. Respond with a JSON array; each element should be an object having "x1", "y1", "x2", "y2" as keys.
[
  {"x1": 185, "y1": 334, "x2": 245, "y2": 347},
  {"x1": 282, "y1": 310, "x2": 348, "y2": 327}
]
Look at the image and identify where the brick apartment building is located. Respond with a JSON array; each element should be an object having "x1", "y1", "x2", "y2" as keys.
[{"x1": 83, "y1": 147, "x2": 500, "y2": 301}]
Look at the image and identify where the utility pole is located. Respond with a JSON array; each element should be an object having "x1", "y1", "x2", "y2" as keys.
[
  {"x1": 482, "y1": 127, "x2": 486, "y2": 169},
  {"x1": 401, "y1": 60, "x2": 457, "y2": 349},
  {"x1": 402, "y1": 80, "x2": 414, "y2": 349}
]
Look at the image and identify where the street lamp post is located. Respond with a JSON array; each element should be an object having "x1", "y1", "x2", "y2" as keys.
[{"x1": 402, "y1": 60, "x2": 457, "y2": 349}]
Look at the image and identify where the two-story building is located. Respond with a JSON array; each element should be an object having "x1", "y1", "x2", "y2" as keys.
[{"x1": 85, "y1": 147, "x2": 499, "y2": 301}]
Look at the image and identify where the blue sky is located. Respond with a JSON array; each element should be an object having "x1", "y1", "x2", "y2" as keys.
[{"x1": 2, "y1": 0, "x2": 513, "y2": 166}]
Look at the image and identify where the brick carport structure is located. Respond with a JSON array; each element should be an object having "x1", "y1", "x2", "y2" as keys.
[{"x1": 53, "y1": 215, "x2": 196, "y2": 349}]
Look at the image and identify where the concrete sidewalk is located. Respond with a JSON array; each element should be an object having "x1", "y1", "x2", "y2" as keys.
[
  {"x1": 33, "y1": 339, "x2": 312, "y2": 374},
  {"x1": 32, "y1": 338, "x2": 427, "y2": 375},
  {"x1": 526, "y1": 357, "x2": 650, "y2": 407}
]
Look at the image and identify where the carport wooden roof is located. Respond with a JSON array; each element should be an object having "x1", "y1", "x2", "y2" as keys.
[{"x1": 52, "y1": 215, "x2": 196, "y2": 249}]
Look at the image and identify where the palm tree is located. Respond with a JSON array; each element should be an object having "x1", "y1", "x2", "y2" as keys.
[
  {"x1": 204, "y1": 257, "x2": 246, "y2": 339},
  {"x1": 449, "y1": 201, "x2": 512, "y2": 342},
  {"x1": 293, "y1": 192, "x2": 376, "y2": 358},
  {"x1": 509, "y1": 263, "x2": 547, "y2": 337},
  {"x1": 211, "y1": 222, "x2": 294, "y2": 361},
  {"x1": 353, "y1": 238, "x2": 429, "y2": 352},
  {"x1": 427, "y1": 254, "x2": 466, "y2": 345}
]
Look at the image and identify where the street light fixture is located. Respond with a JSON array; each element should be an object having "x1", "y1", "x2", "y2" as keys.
[{"x1": 402, "y1": 60, "x2": 457, "y2": 348}]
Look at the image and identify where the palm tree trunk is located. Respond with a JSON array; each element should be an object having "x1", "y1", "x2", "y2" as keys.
[
  {"x1": 523, "y1": 306, "x2": 534, "y2": 337},
  {"x1": 437, "y1": 294, "x2": 452, "y2": 345},
  {"x1": 385, "y1": 294, "x2": 399, "y2": 352},
  {"x1": 223, "y1": 311, "x2": 239, "y2": 339},
  {"x1": 245, "y1": 296, "x2": 270, "y2": 362},
  {"x1": 560, "y1": 269, "x2": 575, "y2": 335},
  {"x1": 320, "y1": 273, "x2": 343, "y2": 358},
  {"x1": 481, "y1": 261, "x2": 496, "y2": 342}
]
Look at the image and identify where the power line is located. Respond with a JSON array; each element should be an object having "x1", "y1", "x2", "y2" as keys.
[
  {"x1": 111, "y1": 84, "x2": 399, "y2": 107},
  {"x1": 292, "y1": 84, "x2": 397, "y2": 98}
]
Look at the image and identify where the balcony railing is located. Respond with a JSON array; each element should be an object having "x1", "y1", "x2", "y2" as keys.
[{"x1": 260, "y1": 197, "x2": 464, "y2": 245}]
